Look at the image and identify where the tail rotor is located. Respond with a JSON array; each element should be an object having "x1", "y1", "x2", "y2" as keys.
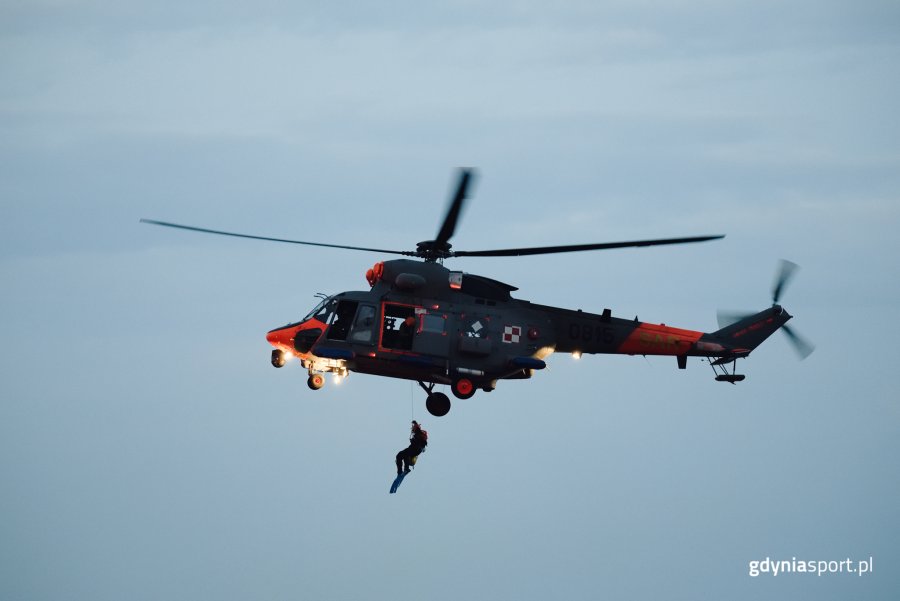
[
  {"x1": 717, "y1": 259, "x2": 815, "y2": 359},
  {"x1": 781, "y1": 323, "x2": 815, "y2": 360},
  {"x1": 772, "y1": 259, "x2": 798, "y2": 306}
]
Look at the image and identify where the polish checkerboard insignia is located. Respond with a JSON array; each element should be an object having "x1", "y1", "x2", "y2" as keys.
[{"x1": 502, "y1": 325, "x2": 521, "y2": 343}]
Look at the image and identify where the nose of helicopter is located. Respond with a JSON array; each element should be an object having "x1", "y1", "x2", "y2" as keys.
[{"x1": 266, "y1": 324, "x2": 298, "y2": 349}]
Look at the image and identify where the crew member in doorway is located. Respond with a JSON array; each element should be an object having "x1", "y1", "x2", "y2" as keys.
[{"x1": 396, "y1": 315, "x2": 416, "y2": 350}]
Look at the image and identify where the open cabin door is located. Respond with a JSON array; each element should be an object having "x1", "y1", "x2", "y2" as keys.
[{"x1": 380, "y1": 302, "x2": 450, "y2": 359}]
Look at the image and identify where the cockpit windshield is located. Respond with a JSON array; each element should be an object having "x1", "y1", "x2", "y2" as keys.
[{"x1": 303, "y1": 296, "x2": 337, "y2": 323}]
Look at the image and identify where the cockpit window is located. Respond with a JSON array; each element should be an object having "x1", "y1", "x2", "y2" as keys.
[
  {"x1": 304, "y1": 296, "x2": 336, "y2": 323},
  {"x1": 326, "y1": 300, "x2": 358, "y2": 341},
  {"x1": 349, "y1": 305, "x2": 376, "y2": 343}
]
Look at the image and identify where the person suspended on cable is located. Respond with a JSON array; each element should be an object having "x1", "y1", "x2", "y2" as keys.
[{"x1": 395, "y1": 420, "x2": 428, "y2": 475}]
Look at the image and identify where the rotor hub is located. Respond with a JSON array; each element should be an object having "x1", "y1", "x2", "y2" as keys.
[{"x1": 416, "y1": 240, "x2": 453, "y2": 262}]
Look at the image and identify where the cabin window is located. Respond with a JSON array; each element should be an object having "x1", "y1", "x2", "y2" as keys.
[{"x1": 421, "y1": 313, "x2": 446, "y2": 334}]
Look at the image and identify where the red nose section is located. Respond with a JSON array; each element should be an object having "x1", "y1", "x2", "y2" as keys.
[
  {"x1": 266, "y1": 319, "x2": 327, "y2": 357},
  {"x1": 266, "y1": 325, "x2": 298, "y2": 350}
]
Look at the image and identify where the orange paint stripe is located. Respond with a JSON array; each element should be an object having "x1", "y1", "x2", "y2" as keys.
[{"x1": 617, "y1": 323, "x2": 703, "y2": 356}]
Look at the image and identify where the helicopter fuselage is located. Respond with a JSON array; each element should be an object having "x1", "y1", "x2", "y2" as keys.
[
  {"x1": 143, "y1": 168, "x2": 807, "y2": 417},
  {"x1": 265, "y1": 259, "x2": 790, "y2": 407}
]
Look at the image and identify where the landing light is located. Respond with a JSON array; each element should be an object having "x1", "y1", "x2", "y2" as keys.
[
  {"x1": 572, "y1": 351, "x2": 582, "y2": 360},
  {"x1": 333, "y1": 373, "x2": 344, "y2": 385}
]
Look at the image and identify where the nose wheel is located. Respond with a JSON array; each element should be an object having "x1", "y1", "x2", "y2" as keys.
[{"x1": 307, "y1": 373, "x2": 325, "y2": 390}]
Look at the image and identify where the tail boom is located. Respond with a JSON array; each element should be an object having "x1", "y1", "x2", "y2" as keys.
[
  {"x1": 539, "y1": 304, "x2": 790, "y2": 361},
  {"x1": 689, "y1": 305, "x2": 791, "y2": 360}
]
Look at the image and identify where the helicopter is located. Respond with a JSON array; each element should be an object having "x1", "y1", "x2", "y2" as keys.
[{"x1": 141, "y1": 169, "x2": 812, "y2": 416}]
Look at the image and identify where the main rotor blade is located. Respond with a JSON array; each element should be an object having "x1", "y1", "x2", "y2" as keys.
[
  {"x1": 782, "y1": 324, "x2": 815, "y2": 360},
  {"x1": 434, "y1": 168, "x2": 475, "y2": 248},
  {"x1": 452, "y1": 234, "x2": 724, "y2": 258},
  {"x1": 772, "y1": 259, "x2": 799, "y2": 304},
  {"x1": 140, "y1": 219, "x2": 413, "y2": 256}
]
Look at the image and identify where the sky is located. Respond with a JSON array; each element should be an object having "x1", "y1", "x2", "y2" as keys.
[{"x1": 2, "y1": 1, "x2": 899, "y2": 599}]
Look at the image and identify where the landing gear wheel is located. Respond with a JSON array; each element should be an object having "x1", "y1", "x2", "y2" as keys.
[
  {"x1": 271, "y1": 349, "x2": 286, "y2": 368},
  {"x1": 451, "y1": 378, "x2": 476, "y2": 400},
  {"x1": 307, "y1": 373, "x2": 325, "y2": 390},
  {"x1": 426, "y1": 392, "x2": 451, "y2": 417}
]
